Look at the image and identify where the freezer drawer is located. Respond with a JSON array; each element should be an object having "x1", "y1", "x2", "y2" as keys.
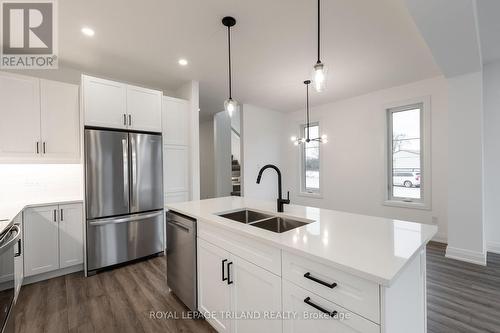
[
  {"x1": 166, "y1": 211, "x2": 197, "y2": 311},
  {"x1": 86, "y1": 210, "x2": 164, "y2": 271}
]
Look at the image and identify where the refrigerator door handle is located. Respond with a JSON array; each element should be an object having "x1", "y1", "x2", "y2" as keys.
[
  {"x1": 130, "y1": 135, "x2": 138, "y2": 211},
  {"x1": 122, "y1": 138, "x2": 129, "y2": 208},
  {"x1": 88, "y1": 211, "x2": 163, "y2": 226}
]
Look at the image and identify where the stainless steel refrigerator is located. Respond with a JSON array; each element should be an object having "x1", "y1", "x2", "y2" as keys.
[{"x1": 84, "y1": 128, "x2": 164, "y2": 273}]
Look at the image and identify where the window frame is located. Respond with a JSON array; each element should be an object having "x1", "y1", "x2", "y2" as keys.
[
  {"x1": 299, "y1": 122, "x2": 323, "y2": 198},
  {"x1": 384, "y1": 97, "x2": 431, "y2": 210}
]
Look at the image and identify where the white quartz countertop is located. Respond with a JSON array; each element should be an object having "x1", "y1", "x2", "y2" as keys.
[
  {"x1": 0, "y1": 196, "x2": 83, "y2": 235},
  {"x1": 166, "y1": 196, "x2": 437, "y2": 286}
]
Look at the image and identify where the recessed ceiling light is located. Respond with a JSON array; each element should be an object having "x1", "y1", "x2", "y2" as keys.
[
  {"x1": 178, "y1": 58, "x2": 188, "y2": 66},
  {"x1": 81, "y1": 27, "x2": 95, "y2": 37}
]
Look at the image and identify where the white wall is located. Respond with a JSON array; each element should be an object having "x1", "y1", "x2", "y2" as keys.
[
  {"x1": 0, "y1": 164, "x2": 83, "y2": 203},
  {"x1": 199, "y1": 119, "x2": 215, "y2": 199},
  {"x1": 283, "y1": 77, "x2": 449, "y2": 239},
  {"x1": 242, "y1": 104, "x2": 286, "y2": 200},
  {"x1": 446, "y1": 71, "x2": 486, "y2": 264},
  {"x1": 214, "y1": 111, "x2": 233, "y2": 197},
  {"x1": 483, "y1": 61, "x2": 500, "y2": 254}
]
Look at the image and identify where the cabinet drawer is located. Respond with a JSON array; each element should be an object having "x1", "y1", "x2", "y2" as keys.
[
  {"x1": 283, "y1": 280, "x2": 380, "y2": 333},
  {"x1": 198, "y1": 222, "x2": 281, "y2": 276},
  {"x1": 282, "y1": 251, "x2": 380, "y2": 323}
]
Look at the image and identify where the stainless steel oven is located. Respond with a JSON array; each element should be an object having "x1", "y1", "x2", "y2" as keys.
[{"x1": 0, "y1": 223, "x2": 21, "y2": 333}]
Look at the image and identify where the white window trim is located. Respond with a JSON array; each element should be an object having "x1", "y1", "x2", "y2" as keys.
[
  {"x1": 383, "y1": 96, "x2": 432, "y2": 210},
  {"x1": 298, "y1": 121, "x2": 323, "y2": 198}
]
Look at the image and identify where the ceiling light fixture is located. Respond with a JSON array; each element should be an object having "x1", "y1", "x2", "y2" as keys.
[
  {"x1": 312, "y1": 0, "x2": 327, "y2": 92},
  {"x1": 178, "y1": 58, "x2": 188, "y2": 66},
  {"x1": 291, "y1": 80, "x2": 328, "y2": 145},
  {"x1": 81, "y1": 27, "x2": 95, "y2": 37},
  {"x1": 222, "y1": 16, "x2": 238, "y2": 117}
]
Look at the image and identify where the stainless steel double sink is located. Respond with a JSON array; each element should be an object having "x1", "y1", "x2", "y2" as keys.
[{"x1": 217, "y1": 209, "x2": 308, "y2": 233}]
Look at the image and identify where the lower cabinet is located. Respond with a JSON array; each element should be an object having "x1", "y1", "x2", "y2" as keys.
[
  {"x1": 24, "y1": 203, "x2": 83, "y2": 277},
  {"x1": 197, "y1": 238, "x2": 282, "y2": 333},
  {"x1": 282, "y1": 280, "x2": 380, "y2": 333}
]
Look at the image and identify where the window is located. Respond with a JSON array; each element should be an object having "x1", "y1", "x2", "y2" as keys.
[
  {"x1": 301, "y1": 123, "x2": 321, "y2": 195},
  {"x1": 387, "y1": 103, "x2": 424, "y2": 203}
]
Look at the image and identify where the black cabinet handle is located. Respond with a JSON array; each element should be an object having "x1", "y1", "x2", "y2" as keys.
[
  {"x1": 36, "y1": 141, "x2": 39, "y2": 154},
  {"x1": 304, "y1": 272, "x2": 337, "y2": 289},
  {"x1": 227, "y1": 261, "x2": 233, "y2": 285},
  {"x1": 222, "y1": 259, "x2": 228, "y2": 281},
  {"x1": 304, "y1": 297, "x2": 337, "y2": 317},
  {"x1": 53, "y1": 209, "x2": 57, "y2": 222},
  {"x1": 60, "y1": 209, "x2": 64, "y2": 221},
  {"x1": 128, "y1": 114, "x2": 132, "y2": 126},
  {"x1": 15, "y1": 239, "x2": 22, "y2": 257},
  {"x1": 123, "y1": 114, "x2": 127, "y2": 125},
  {"x1": 43, "y1": 142, "x2": 46, "y2": 154}
]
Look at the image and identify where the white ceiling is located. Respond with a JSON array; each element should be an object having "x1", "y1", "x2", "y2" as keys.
[{"x1": 59, "y1": 0, "x2": 440, "y2": 119}]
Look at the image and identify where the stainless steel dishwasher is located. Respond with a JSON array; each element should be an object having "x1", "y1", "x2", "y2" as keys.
[{"x1": 166, "y1": 211, "x2": 197, "y2": 311}]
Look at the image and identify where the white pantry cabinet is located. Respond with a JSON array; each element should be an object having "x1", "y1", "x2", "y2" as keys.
[
  {"x1": 0, "y1": 72, "x2": 80, "y2": 162},
  {"x1": 162, "y1": 97, "x2": 189, "y2": 145},
  {"x1": 24, "y1": 203, "x2": 83, "y2": 277},
  {"x1": 83, "y1": 75, "x2": 162, "y2": 132},
  {"x1": 197, "y1": 238, "x2": 282, "y2": 333},
  {"x1": 164, "y1": 145, "x2": 189, "y2": 193}
]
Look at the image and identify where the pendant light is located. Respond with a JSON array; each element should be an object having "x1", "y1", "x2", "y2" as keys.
[
  {"x1": 222, "y1": 16, "x2": 238, "y2": 117},
  {"x1": 291, "y1": 80, "x2": 328, "y2": 145},
  {"x1": 312, "y1": 0, "x2": 327, "y2": 92}
]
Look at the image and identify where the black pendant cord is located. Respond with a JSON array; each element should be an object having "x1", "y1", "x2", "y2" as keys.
[
  {"x1": 306, "y1": 83, "x2": 310, "y2": 141},
  {"x1": 317, "y1": 0, "x2": 321, "y2": 63},
  {"x1": 227, "y1": 26, "x2": 232, "y2": 99}
]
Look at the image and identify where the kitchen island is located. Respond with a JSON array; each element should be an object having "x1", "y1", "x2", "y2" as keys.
[{"x1": 166, "y1": 196, "x2": 437, "y2": 333}]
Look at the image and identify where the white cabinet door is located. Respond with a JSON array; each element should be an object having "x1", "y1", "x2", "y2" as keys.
[
  {"x1": 83, "y1": 75, "x2": 127, "y2": 129},
  {"x1": 23, "y1": 205, "x2": 59, "y2": 277},
  {"x1": 165, "y1": 192, "x2": 189, "y2": 205},
  {"x1": 282, "y1": 280, "x2": 380, "y2": 333},
  {"x1": 164, "y1": 145, "x2": 189, "y2": 193},
  {"x1": 0, "y1": 72, "x2": 41, "y2": 160},
  {"x1": 197, "y1": 238, "x2": 232, "y2": 333},
  {"x1": 58, "y1": 203, "x2": 83, "y2": 269},
  {"x1": 162, "y1": 97, "x2": 189, "y2": 145},
  {"x1": 231, "y1": 255, "x2": 282, "y2": 333},
  {"x1": 40, "y1": 79, "x2": 80, "y2": 162},
  {"x1": 127, "y1": 85, "x2": 162, "y2": 132}
]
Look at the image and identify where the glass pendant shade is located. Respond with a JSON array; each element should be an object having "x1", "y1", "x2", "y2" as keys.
[
  {"x1": 313, "y1": 62, "x2": 327, "y2": 92},
  {"x1": 224, "y1": 98, "x2": 238, "y2": 117}
]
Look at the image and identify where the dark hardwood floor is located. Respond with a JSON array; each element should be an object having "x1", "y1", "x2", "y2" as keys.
[
  {"x1": 13, "y1": 243, "x2": 500, "y2": 333},
  {"x1": 14, "y1": 256, "x2": 215, "y2": 333},
  {"x1": 427, "y1": 242, "x2": 500, "y2": 333}
]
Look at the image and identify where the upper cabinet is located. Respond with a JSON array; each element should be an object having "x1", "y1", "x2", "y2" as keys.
[
  {"x1": 162, "y1": 97, "x2": 189, "y2": 145},
  {"x1": 127, "y1": 85, "x2": 162, "y2": 132},
  {"x1": 40, "y1": 80, "x2": 80, "y2": 162},
  {"x1": 82, "y1": 75, "x2": 127, "y2": 129},
  {"x1": 0, "y1": 72, "x2": 80, "y2": 163},
  {"x1": 0, "y1": 72, "x2": 41, "y2": 159},
  {"x1": 82, "y1": 75, "x2": 162, "y2": 132}
]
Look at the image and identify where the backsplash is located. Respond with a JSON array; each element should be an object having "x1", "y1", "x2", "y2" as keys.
[{"x1": 0, "y1": 164, "x2": 83, "y2": 203}]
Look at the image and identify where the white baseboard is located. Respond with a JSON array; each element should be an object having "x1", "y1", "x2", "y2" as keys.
[
  {"x1": 23, "y1": 264, "x2": 83, "y2": 285},
  {"x1": 487, "y1": 241, "x2": 500, "y2": 255},
  {"x1": 445, "y1": 246, "x2": 487, "y2": 266}
]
